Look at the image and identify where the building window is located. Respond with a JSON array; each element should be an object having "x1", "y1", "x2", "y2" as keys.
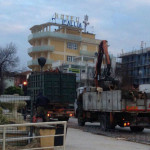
[
  {"x1": 67, "y1": 42, "x2": 78, "y2": 50},
  {"x1": 67, "y1": 56, "x2": 74, "y2": 62}
]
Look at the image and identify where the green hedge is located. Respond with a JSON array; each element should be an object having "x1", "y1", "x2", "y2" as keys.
[{"x1": 4, "y1": 86, "x2": 24, "y2": 95}]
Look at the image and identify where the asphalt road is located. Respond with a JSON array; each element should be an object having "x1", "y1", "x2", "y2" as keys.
[
  {"x1": 67, "y1": 118, "x2": 150, "y2": 145},
  {"x1": 68, "y1": 117, "x2": 150, "y2": 133},
  {"x1": 66, "y1": 128, "x2": 150, "y2": 150}
]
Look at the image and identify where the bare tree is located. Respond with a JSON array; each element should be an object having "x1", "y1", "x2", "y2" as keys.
[{"x1": 0, "y1": 43, "x2": 19, "y2": 94}]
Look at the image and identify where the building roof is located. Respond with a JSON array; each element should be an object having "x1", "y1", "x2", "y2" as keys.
[
  {"x1": 30, "y1": 22, "x2": 83, "y2": 32},
  {"x1": 18, "y1": 71, "x2": 31, "y2": 76},
  {"x1": 14, "y1": 71, "x2": 31, "y2": 77},
  {"x1": 119, "y1": 47, "x2": 150, "y2": 58}
]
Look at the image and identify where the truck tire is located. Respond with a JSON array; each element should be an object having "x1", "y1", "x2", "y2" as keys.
[
  {"x1": 58, "y1": 118, "x2": 63, "y2": 121},
  {"x1": 78, "y1": 115, "x2": 85, "y2": 126},
  {"x1": 78, "y1": 106, "x2": 85, "y2": 126},
  {"x1": 64, "y1": 117, "x2": 69, "y2": 122},
  {"x1": 58, "y1": 117, "x2": 69, "y2": 121},
  {"x1": 100, "y1": 113, "x2": 115, "y2": 131},
  {"x1": 77, "y1": 94, "x2": 85, "y2": 126},
  {"x1": 130, "y1": 126, "x2": 144, "y2": 132},
  {"x1": 75, "y1": 108, "x2": 78, "y2": 118},
  {"x1": 100, "y1": 115, "x2": 107, "y2": 131}
]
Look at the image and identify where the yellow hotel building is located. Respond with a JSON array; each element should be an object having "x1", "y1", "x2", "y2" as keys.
[{"x1": 28, "y1": 21, "x2": 101, "y2": 71}]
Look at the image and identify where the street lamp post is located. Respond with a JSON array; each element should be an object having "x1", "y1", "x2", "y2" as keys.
[
  {"x1": 30, "y1": 57, "x2": 46, "y2": 134},
  {"x1": 38, "y1": 57, "x2": 46, "y2": 93}
]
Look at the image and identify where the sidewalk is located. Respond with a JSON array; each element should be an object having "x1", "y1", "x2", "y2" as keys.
[{"x1": 66, "y1": 128, "x2": 150, "y2": 150}]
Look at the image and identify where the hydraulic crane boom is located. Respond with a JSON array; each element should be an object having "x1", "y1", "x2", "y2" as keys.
[{"x1": 95, "y1": 40, "x2": 111, "y2": 87}]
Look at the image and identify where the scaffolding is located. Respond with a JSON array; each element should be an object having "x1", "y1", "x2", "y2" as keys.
[{"x1": 118, "y1": 47, "x2": 150, "y2": 85}]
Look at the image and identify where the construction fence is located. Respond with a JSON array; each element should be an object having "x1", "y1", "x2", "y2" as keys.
[
  {"x1": 0, "y1": 95, "x2": 67, "y2": 150},
  {"x1": 0, "y1": 121, "x2": 67, "y2": 150}
]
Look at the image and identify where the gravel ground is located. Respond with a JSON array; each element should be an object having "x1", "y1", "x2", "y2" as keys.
[
  {"x1": 68, "y1": 118, "x2": 150, "y2": 145},
  {"x1": 66, "y1": 128, "x2": 150, "y2": 150}
]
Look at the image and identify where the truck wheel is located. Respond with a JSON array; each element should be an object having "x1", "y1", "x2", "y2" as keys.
[
  {"x1": 75, "y1": 109, "x2": 78, "y2": 118},
  {"x1": 58, "y1": 118, "x2": 63, "y2": 121},
  {"x1": 100, "y1": 113, "x2": 115, "y2": 131},
  {"x1": 77, "y1": 99, "x2": 85, "y2": 126},
  {"x1": 100, "y1": 115, "x2": 107, "y2": 131},
  {"x1": 58, "y1": 117, "x2": 69, "y2": 121},
  {"x1": 78, "y1": 107, "x2": 85, "y2": 126},
  {"x1": 64, "y1": 117, "x2": 69, "y2": 121},
  {"x1": 78, "y1": 115, "x2": 85, "y2": 126},
  {"x1": 130, "y1": 126, "x2": 144, "y2": 132}
]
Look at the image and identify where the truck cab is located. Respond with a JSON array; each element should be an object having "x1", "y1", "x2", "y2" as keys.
[{"x1": 74, "y1": 87, "x2": 86, "y2": 117}]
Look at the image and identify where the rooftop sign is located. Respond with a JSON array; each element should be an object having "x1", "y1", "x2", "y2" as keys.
[{"x1": 52, "y1": 13, "x2": 82, "y2": 28}]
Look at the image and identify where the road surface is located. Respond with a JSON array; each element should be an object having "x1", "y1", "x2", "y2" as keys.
[
  {"x1": 68, "y1": 118, "x2": 150, "y2": 145},
  {"x1": 66, "y1": 128, "x2": 150, "y2": 150}
]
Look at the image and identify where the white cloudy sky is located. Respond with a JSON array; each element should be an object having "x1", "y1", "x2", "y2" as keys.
[{"x1": 0, "y1": 0, "x2": 150, "y2": 69}]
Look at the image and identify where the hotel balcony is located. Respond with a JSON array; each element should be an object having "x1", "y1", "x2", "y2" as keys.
[
  {"x1": 82, "y1": 37, "x2": 101, "y2": 45},
  {"x1": 27, "y1": 59, "x2": 53, "y2": 67},
  {"x1": 80, "y1": 50, "x2": 95, "y2": 57},
  {"x1": 28, "y1": 31, "x2": 82, "y2": 43},
  {"x1": 28, "y1": 45, "x2": 54, "y2": 56}
]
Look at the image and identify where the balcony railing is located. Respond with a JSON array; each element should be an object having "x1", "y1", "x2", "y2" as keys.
[
  {"x1": 80, "y1": 50, "x2": 95, "y2": 57},
  {"x1": 46, "y1": 59, "x2": 54, "y2": 64},
  {"x1": 27, "y1": 59, "x2": 53, "y2": 66},
  {"x1": 81, "y1": 37, "x2": 101, "y2": 44},
  {"x1": 28, "y1": 31, "x2": 82, "y2": 42},
  {"x1": 28, "y1": 45, "x2": 54, "y2": 54}
]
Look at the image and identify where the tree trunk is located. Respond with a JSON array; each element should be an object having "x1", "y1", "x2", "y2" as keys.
[{"x1": 0, "y1": 68, "x2": 4, "y2": 95}]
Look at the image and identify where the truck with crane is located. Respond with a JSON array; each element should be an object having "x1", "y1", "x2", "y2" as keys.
[{"x1": 77, "y1": 40, "x2": 150, "y2": 132}]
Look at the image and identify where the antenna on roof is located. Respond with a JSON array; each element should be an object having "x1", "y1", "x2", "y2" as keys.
[
  {"x1": 83, "y1": 15, "x2": 89, "y2": 32},
  {"x1": 141, "y1": 41, "x2": 144, "y2": 54},
  {"x1": 91, "y1": 26, "x2": 94, "y2": 33},
  {"x1": 141, "y1": 41, "x2": 144, "y2": 50}
]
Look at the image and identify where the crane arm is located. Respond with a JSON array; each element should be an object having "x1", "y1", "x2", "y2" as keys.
[
  {"x1": 95, "y1": 40, "x2": 111, "y2": 87},
  {"x1": 103, "y1": 40, "x2": 111, "y2": 76}
]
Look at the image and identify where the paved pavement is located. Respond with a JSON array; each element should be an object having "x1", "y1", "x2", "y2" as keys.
[{"x1": 66, "y1": 128, "x2": 150, "y2": 150}]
